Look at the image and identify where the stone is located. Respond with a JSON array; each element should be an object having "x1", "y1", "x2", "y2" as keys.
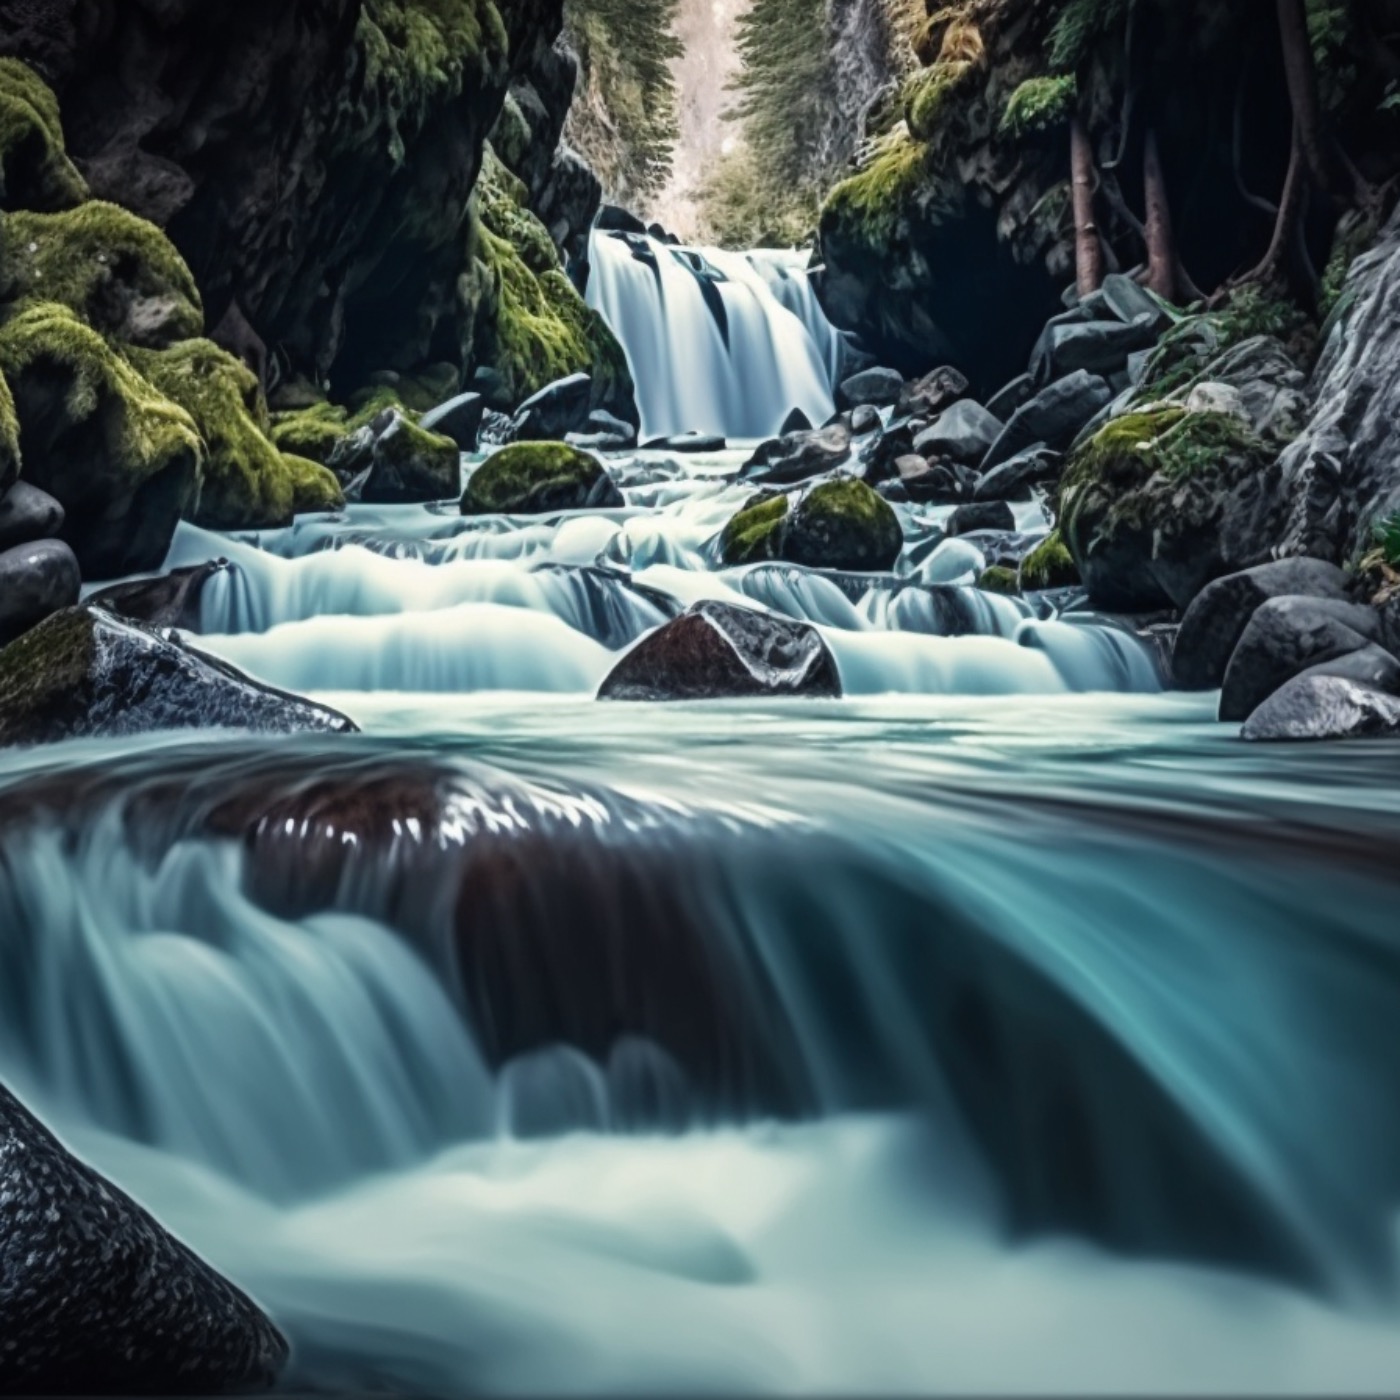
[
  {"x1": 898, "y1": 459, "x2": 962, "y2": 504},
  {"x1": 599, "y1": 600, "x2": 841, "y2": 701},
  {"x1": 947, "y1": 501, "x2": 1015, "y2": 537},
  {"x1": 596, "y1": 205, "x2": 649, "y2": 235},
  {"x1": 859, "y1": 419, "x2": 921, "y2": 482},
  {"x1": 510, "y1": 372, "x2": 593, "y2": 440},
  {"x1": 0, "y1": 1078, "x2": 289, "y2": 1394},
  {"x1": 784, "y1": 477, "x2": 903, "y2": 572},
  {"x1": 780, "y1": 407, "x2": 813, "y2": 435},
  {"x1": 1220, "y1": 596, "x2": 1384, "y2": 722},
  {"x1": 1037, "y1": 316, "x2": 1161, "y2": 381},
  {"x1": 419, "y1": 391, "x2": 487, "y2": 452},
  {"x1": 643, "y1": 433, "x2": 727, "y2": 453},
  {"x1": 1173, "y1": 559, "x2": 1352, "y2": 691},
  {"x1": 584, "y1": 409, "x2": 638, "y2": 447},
  {"x1": 0, "y1": 539, "x2": 81, "y2": 644},
  {"x1": 87, "y1": 560, "x2": 228, "y2": 633},
  {"x1": 982, "y1": 371, "x2": 1114, "y2": 472},
  {"x1": 914, "y1": 399, "x2": 1003, "y2": 464},
  {"x1": 985, "y1": 373, "x2": 1036, "y2": 423},
  {"x1": 974, "y1": 444, "x2": 1060, "y2": 502},
  {"x1": 741, "y1": 423, "x2": 853, "y2": 486},
  {"x1": 0, "y1": 606, "x2": 357, "y2": 745},
  {"x1": 357, "y1": 412, "x2": 461, "y2": 505},
  {"x1": 462, "y1": 442, "x2": 623, "y2": 516},
  {"x1": 0, "y1": 481, "x2": 64, "y2": 551},
  {"x1": 1241, "y1": 674, "x2": 1400, "y2": 742},
  {"x1": 850, "y1": 404, "x2": 882, "y2": 436},
  {"x1": 836, "y1": 366, "x2": 904, "y2": 410},
  {"x1": 896, "y1": 365, "x2": 970, "y2": 420},
  {"x1": 1099, "y1": 273, "x2": 1174, "y2": 332}
]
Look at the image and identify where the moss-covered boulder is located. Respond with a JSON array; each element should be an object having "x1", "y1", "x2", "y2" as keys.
[
  {"x1": 270, "y1": 403, "x2": 350, "y2": 465},
  {"x1": 129, "y1": 339, "x2": 305, "y2": 530},
  {"x1": 1058, "y1": 406, "x2": 1278, "y2": 612},
  {"x1": 1, "y1": 203, "x2": 203, "y2": 348},
  {"x1": 1020, "y1": 530, "x2": 1080, "y2": 592},
  {"x1": 357, "y1": 412, "x2": 460, "y2": 504},
  {"x1": 977, "y1": 565, "x2": 1021, "y2": 596},
  {"x1": 461, "y1": 441, "x2": 622, "y2": 515},
  {"x1": 0, "y1": 303, "x2": 203, "y2": 577},
  {"x1": 284, "y1": 453, "x2": 346, "y2": 514},
  {"x1": 720, "y1": 477, "x2": 903, "y2": 574},
  {"x1": 0, "y1": 58, "x2": 87, "y2": 212},
  {"x1": 0, "y1": 368, "x2": 18, "y2": 495}
]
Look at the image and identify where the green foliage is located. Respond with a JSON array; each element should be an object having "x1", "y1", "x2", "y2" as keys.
[
  {"x1": 697, "y1": 144, "x2": 822, "y2": 250},
  {"x1": 720, "y1": 491, "x2": 789, "y2": 565},
  {"x1": 904, "y1": 61, "x2": 977, "y2": 142},
  {"x1": 0, "y1": 58, "x2": 87, "y2": 211},
  {"x1": 1373, "y1": 511, "x2": 1400, "y2": 569},
  {"x1": 1320, "y1": 214, "x2": 1377, "y2": 321},
  {"x1": 0, "y1": 369, "x2": 16, "y2": 488},
  {"x1": 564, "y1": 0, "x2": 682, "y2": 203},
  {"x1": 1306, "y1": 0, "x2": 1355, "y2": 111},
  {"x1": 1020, "y1": 530, "x2": 1079, "y2": 590},
  {"x1": 821, "y1": 132, "x2": 934, "y2": 249},
  {"x1": 1001, "y1": 75, "x2": 1077, "y2": 138},
  {"x1": 1047, "y1": 0, "x2": 1129, "y2": 71}
]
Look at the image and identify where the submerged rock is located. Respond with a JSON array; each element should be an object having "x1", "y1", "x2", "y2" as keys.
[
  {"x1": 0, "y1": 606, "x2": 357, "y2": 745},
  {"x1": 461, "y1": 441, "x2": 623, "y2": 515},
  {"x1": 0, "y1": 1078, "x2": 288, "y2": 1394},
  {"x1": 599, "y1": 600, "x2": 842, "y2": 701},
  {"x1": 1241, "y1": 674, "x2": 1400, "y2": 742}
]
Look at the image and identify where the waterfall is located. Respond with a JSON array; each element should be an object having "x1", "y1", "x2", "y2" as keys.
[{"x1": 585, "y1": 229, "x2": 840, "y2": 440}]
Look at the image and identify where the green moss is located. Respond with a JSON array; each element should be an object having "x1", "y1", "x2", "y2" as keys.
[
  {"x1": 1001, "y1": 75, "x2": 1077, "y2": 138},
  {"x1": 1, "y1": 202, "x2": 203, "y2": 346},
  {"x1": 461, "y1": 440, "x2": 609, "y2": 514},
  {"x1": 127, "y1": 338, "x2": 297, "y2": 530},
  {"x1": 0, "y1": 368, "x2": 17, "y2": 490},
  {"x1": 720, "y1": 491, "x2": 789, "y2": 566},
  {"x1": 0, "y1": 604, "x2": 94, "y2": 704},
  {"x1": 903, "y1": 61, "x2": 976, "y2": 143},
  {"x1": 785, "y1": 476, "x2": 903, "y2": 572},
  {"x1": 821, "y1": 132, "x2": 935, "y2": 250},
  {"x1": 1048, "y1": 0, "x2": 1128, "y2": 71},
  {"x1": 801, "y1": 477, "x2": 895, "y2": 536},
  {"x1": 0, "y1": 58, "x2": 87, "y2": 211},
  {"x1": 978, "y1": 565, "x2": 1021, "y2": 596},
  {"x1": 270, "y1": 403, "x2": 351, "y2": 464},
  {"x1": 1020, "y1": 530, "x2": 1079, "y2": 590},
  {"x1": 283, "y1": 453, "x2": 347, "y2": 514},
  {"x1": 346, "y1": 384, "x2": 416, "y2": 428}
]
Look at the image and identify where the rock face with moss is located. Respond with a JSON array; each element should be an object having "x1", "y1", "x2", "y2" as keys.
[
  {"x1": 461, "y1": 440, "x2": 621, "y2": 514},
  {"x1": 721, "y1": 477, "x2": 903, "y2": 574},
  {"x1": 0, "y1": 56, "x2": 87, "y2": 210}
]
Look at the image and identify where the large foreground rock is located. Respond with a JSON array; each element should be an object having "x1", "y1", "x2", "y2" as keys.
[
  {"x1": 462, "y1": 442, "x2": 622, "y2": 515},
  {"x1": 0, "y1": 1079, "x2": 288, "y2": 1394},
  {"x1": 1242, "y1": 674, "x2": 1400, "y2": 742},
  {"x1": 0, "y1": 606, "x2": 357, "y2": 745},
  {"x1": 599, "y1": 601, "x2": 842, "y2": 701}
]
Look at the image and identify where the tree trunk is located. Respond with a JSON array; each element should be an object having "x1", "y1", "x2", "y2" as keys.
[
  {"x1": 1275, "y1": 0, "x2": 1335, "y2": 195},
  {"x1": 1071, "y1": 117, "x2": 1103, "y2": 298},
  {"x1": 1248, "y1": 124, "x2": 1307, "y2": 286},
  {"x1": 1142, "y1": 129, "x2": 1177, "y2": 302}
]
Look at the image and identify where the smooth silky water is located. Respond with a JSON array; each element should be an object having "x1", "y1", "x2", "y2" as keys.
[{"x1": 8, "y1": 247, "x2": 1400, "y2": 1394}]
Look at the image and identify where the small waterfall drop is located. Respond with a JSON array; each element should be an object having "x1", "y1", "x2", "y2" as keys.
[{"x1": 585, "y1": 229, "x2": 840, "y2": 440}]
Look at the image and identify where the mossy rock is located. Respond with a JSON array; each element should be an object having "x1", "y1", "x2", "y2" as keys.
[
  {"x1": 978, "y1": 565, "x2": 1021, "y2": 596},
  {"x1": 128, "y1": 339, "x2": 300, "y2": 531},
  {"x1": 0, "y1": 58, "x2": 87, "y2": 212},
  {"x1": 821, "y1": 132, "x2": 938, "y2": 252},
  {"x1": 1, "y1": 202, "x2": 203, "y2": 348},
  {"x1": 719, "y1": 477, "x2": 903, "y2": 574},
  {"x1": 284, "y1": 454, "x2": 346, "y2": 514},
  {"x1": 0, "y1": 368, "x2": 18, "y2": 494},
  {"x1": 461, "y1": 441, "x2": 622, "y2": 516},
  {"x1": 1020, "y1": 530, "x2": 1079, "y2": 591},
  {"x1": 1058, "y1": 406, "x2": 1276, "y2": 611},
  {"x1": 270, "y1": 403, "x2": 351, "y2": 465},
  {"x1": 358, "y1": 413, "x2": 460, "y2": 504},
  {"x1": 0, "y1": 302, "x2": 203, "y2": 577}
]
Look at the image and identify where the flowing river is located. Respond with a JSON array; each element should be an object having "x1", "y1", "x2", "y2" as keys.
[{"x1": 4, "y1": 234, "x2": 1400, "y2": 1394}]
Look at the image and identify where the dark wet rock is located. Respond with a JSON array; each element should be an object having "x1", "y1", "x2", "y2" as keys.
[
  {"x1": 0, "y1": 539, "x2": 81, "y2": 645},
  {"x1": 462, "y1": 442, "x2": 622, "y2": 516},
  {"x1": 1098, "y1": 273, "x2": 1174, "y2": 332},
  {"x1": 721, "y1": 477, "x2": 903, "y2": 572},
  {"x1": 1241, "y1": 674, "x2": 1400, "y2": 742},
  {"x1": 0, "y1": 1078, "x2": 289, "y2": 1395},
  {"x1": 896, "y1": 365, "x2": 969, "y2": 421},
  {"x1": 1033, "y1": 317, "x2": 1161, "y2": 382},
  {"x1": 850, "y1": 404, "x2": 882, "y2": 437},
  {"x1": 582, "y1": 409, "x2": 638, "y2": 448},
  {"x1": 643, "y1": 433, "x2": 727, "y2": 453},
  {"x1": 914, "y1": 400, "x2": 1003, "y2": 464},
  {"x1": 510, "y1": 372, "x2": 593, "y2": 441},
  {"x1": 947, "y1": 501, "x2": 1015, "y2": 537},
  {"x1": 896, "y1": 456, "x2": 962, "y2": 505},
  {"x1": 1220, "y1": 597, "x2": 1385, "y2": 723},
  {"x1": 985, "y1": 373, "x2": 1036, "y2": 423},
  {"x1": 859, "y1": 419, "x2": 921, "y2": 482},
  {"x1": 877, "y1": 479, "x2": 911, "y2": 504},
  {"x1": 596, "y1": 205, "x2": 649, "y2": 235},
  {"x1": 0, "y1": 482, "x2": 64, "y2": 551},
  {"x1": 87, "y1": 560, "x2": 228, "y2": 634},
  {"x1": 974, "y1": 444, "x2": 1060, "y2": 502},
  {"x1": 419, "y1": 392, "x2": 486, "y2": 453},
  {"x1": 1173, "y1": 559, "x2": 1352, "y2": 691},
  {"x1": 599, "y1": 600, "x2": 841, "y2": 701},
  {"x1": 0, "y1": 605, "x2": 356, "y2": 746},
  {"x1": 780, "y1": 407, "x2": 814, "y2": 435},
  {"x1": 982, "y1": 371, "x2": 1114, "y2": 472},
  {"x1": 742, "y1": 423, "x2": 852, "y2": 486},
  {"x1": 355, "y1": 412, "x2": 461, "y2": 505},
  {"x1": 836, "y1": 366, "x2": 904, "y2": 410}
]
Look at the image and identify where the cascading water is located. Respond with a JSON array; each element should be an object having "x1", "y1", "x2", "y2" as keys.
[{"x1": 585, "y1": 230, "x2": 843, "y2": 440}]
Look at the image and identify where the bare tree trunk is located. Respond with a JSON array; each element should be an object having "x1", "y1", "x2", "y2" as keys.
[
  {"x1": 1142, "y1": 129, "x2": 1177, "y2": 301},
  {"x1": 1276, "y1": 0, "x2": 1336, "y2": 195},
  {"x1": 1071, "y1": 117, "x2": 1103, "y2": 298},
  {"x1": 1247, "y1": 124, "x2": 1307, "y2": 285}
]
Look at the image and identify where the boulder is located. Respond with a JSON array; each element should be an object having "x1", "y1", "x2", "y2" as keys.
[
  {"x1": 0, "y1": 58, "x2": 88, "y2": 211},
  {"x1": 859, "y1": 419, "x2": 922, "y2": 482},
  {"x1": 982, "y1": 371, "x2": 1114, "y2": 471},
  {"x1": 914, "y1": 399, "x2": 1003, "y2": 464},
  {"x1": 1097, "y1": 273, "x2": 1175, "y2": 332},
  {"x1": 596, "y1": 205, "x2": 649, "y2": 235},
  {"x1": 742, "y1": 423, "x2": 852, "y2": 485},
  {"x1": 985, "y1": 373, "x2": 1035, "y2": 423},
  {"x1": 974, "y1": 444, "x2": 1060, "y2": 502},
  {"x1": 0, "y1": 303, "x2": 202, "y2": 578},
  {"x1": 897, "y1": 456, "x2": 962, "y2": 505},
  {"x1": 419, "y1": 391, "x2": 487, "y2": 452},
  {"x1": 947, "y1": 501, "x2": 1015, "y2": 537},
  {"x1": 1035, "y1": 317, "x2": 1161, "y2": 381},
  {"x1": 722, "y1": 477, "x2": 902, "y2": 572},
  {"x1": 583, "y1": 409, "x2": 638, "y2": 447},
  {"x1": 896, "y1": 365, "x2": 969, "y2": 420},
  {"x1": 356, "y1": 412, "x2": 461, "y2": 505},
  {"x1": 0, "y1": 481, "x2": 64, "y2": 551},
  {"x1": 599, "y1": 600, "x2": 841, "y2": 701},
  {"x1": 779, "y1": 407, "x2": 814, "y2": 435},
  {"x1": 87, "y1": 560, "x2": 228, "y2": 633},
  {"x1": 1220, "y1": 596, "x2": 1384, "y2": 722},
  {"x1": 510, "y1": 372, "x2": 592, "y2": 440},
  {"x1": 1020, "y1": 530, "x2": 1081, "y2": 591},
  {"x1": 0, "y1": 1079, "x2": 288, "y2": 1395},
  {"x1": 0, "y1": 606, "x2": 357, "y2": 745},
  {"x1": 1241, "y1": 674, "x2": 1400, "y2": 742},
  {"x1": 461, "y1": 442, "x2": 622, "y2": 516},
  {"x1": 0, "y1": 539, "x2": 80, "y2": 644},
  {"x1": 1173, "y1": 559, "x2": 1352, "y2": 691},
  {"x1": 836, "y1": 366, "x2": 904, "y2": 410},
  {"x1": 643, "y1": 433, "x2": 727, "y2": 453},
  {"x1": 850, "y1": 404, "x2": 882, "y2": 436}
]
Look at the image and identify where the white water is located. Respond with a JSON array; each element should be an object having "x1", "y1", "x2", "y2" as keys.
[{"x1": 586, "y1": 231, "x2": 839, "y2": 440}]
